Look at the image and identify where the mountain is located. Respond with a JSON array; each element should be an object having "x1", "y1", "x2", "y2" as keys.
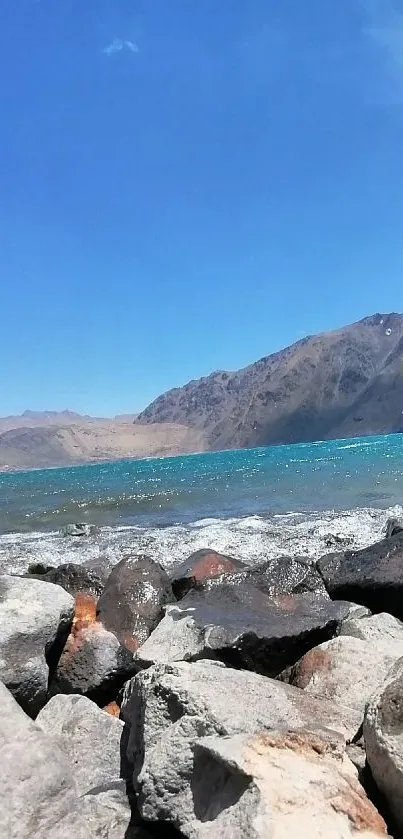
[
  {"x1": 0, "y1": 422, "x2": 206, "y2": 470},
  {"x1": 137, "y1": 313, "x2": 403, "y2": 449},
  {"x1": 0, "y1": 410, "x2": 99, "y2": 434}
]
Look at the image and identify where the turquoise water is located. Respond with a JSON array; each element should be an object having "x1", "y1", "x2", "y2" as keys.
[{"x1": 0, "y1": 434, "x2": 402, "y2": 534}]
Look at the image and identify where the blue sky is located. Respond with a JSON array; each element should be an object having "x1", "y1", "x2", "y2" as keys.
[{"x1": 1, "y1": 0, "x2": 403, "y2": 416}]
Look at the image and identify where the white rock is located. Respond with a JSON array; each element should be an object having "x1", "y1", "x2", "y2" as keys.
[
  {"x1": 287, "y1": 635, "x2": 401, "y2": 714},
  {"x1": 364, "y1": 657, "x2": 403, "y2": 832},
  {"x1": 0, "y1": 575, "x2": 73, "y2": 716},
  {"x1": 0, "y1": 680, "x2": 91, "y2": 839}
]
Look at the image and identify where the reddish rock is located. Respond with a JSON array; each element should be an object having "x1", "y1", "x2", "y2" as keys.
[
  {"x1": 96, "y1": 555, "x2": 174, "y2": 652},
  {"x1": 171, "y1": 549, "x2": 246, "y2": 598}
]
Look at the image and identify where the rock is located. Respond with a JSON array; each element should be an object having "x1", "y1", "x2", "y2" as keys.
[
  {"x1": 364, "y1": 658, "x2": 403, "y2": 833},
  {"x1": 27, "y1": 561, "x2": 53, "y2": 575},
  {"x1": 286, "y1": 635, "x2": 401, "y2": 715},
  {"x1": 121, "y1": 661, "x2": 363, "y2": 832},
  {"x1": 80, "y1": 788, "x2": 153, "y2": 838},
  {"x1": 135, "y1": 585, "x2": 350, "y2": 677},
  {"x1": 317, "y1": 531, "x2": 403, "y2": 619},
  {"x1": 63, "y1": 522, "x2": 96, "y2": 537},
  {"x1": 385, "y1": 516, "x2": 403, "y2": 538},
  {"x1": 51, "y1": 593, "x2": 137, "y2": 705},
  {"x1": 27, "y1": 562, "x2": 104, "y2": 598},
  {"x1": 0, "y1": 575, "x2": 74, "y2": 716},
  {"x1": 340, "y1": 611, "x2": 403, "y2": 644},
  {"x1": 36, "y1": 693, "x2": 125, "y2": 795},
  {"x1": 230, "y1": 556, "x2": 329, "y2": 598},
  {"x1": 97, "y1": 555, "x2": 174, "y2": 653},
  {"x1": 0, "y1": 680, "x2": 91, "y2": 838},
  {"x1": 178, "y1": 730, "x2": 387, "y2": 838},
  {"x1": 170, "y1": 549, "x2": 246, "y2": 598}
]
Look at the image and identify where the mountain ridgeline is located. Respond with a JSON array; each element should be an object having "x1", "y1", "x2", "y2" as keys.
[{"x1": 137, "y1": 313, "x2": 403, "y2": 449}]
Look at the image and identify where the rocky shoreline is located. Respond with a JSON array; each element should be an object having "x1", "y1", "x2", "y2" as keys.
[{"x1": 2, "y1": 518, "x2": 403, "y2": 837}]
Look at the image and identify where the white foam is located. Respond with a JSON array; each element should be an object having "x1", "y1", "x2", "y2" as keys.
[{"x1": 0, "y1": 505, "x2": 401, "y2": 577}]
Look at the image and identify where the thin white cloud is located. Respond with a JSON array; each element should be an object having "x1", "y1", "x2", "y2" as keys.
[
  {"x1": 103, "y1": 37, "x2": 139, "y2": 57},
  {"x1": 360, "y1": 0, "x2": 403, "y2": 101}
]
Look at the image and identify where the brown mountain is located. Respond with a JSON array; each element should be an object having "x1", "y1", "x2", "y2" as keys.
[
  {"x1": 0, "y1": 422, "x2": 206, "y2": 470},
  {"x1": 137, "y1": 313, "x2": 403, "y2": 449},
  {"x1": 0, "y1": 410, "x2": 99, "y2": 434}
]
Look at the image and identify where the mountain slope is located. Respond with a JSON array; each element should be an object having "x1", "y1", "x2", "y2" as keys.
[
  {"x1": 0, "y1": 422, "x2": 206, "y2": 470},
  {"x1": 137, "y1": 313, "x2": 403, "y2": 448}
]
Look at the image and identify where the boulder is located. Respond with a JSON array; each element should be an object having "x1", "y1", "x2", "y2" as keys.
[
  {"x1": 27, "y1": 562, "x2": 104, "y2": 598},
  {"x1": 121, "y1": 661, "x2": 363, "y2": 832},
  {"x1": 385, "y1": 517, "x2": 403, "y2": 538},
  {"x1": 317, "y1": 531, "x2": 403, "y2": 618},
  {"x1": 364, "y1": 658, "x2": 403, "y2": 833},
  {"x1": 217, "y1": 555, "x2": 329, "y2": 599},
  {"x1": 63, "y1": 522, "x2": 96, "y2": 537},
  {"x1": 51, "y1": 593, "x2": 137, "y2": 705},
  {"x1": 36, "y1": 694, "x2": 125, "y2": 795},
  {"x1": 170, "y1": 549, "x2": 246, "y2": 598},
  {"x1": 286, "y1": 635, "x2": 401, "y2": 715},
  {"x1": 135, "y1": 584, "x2": 350, "y2": 677},
  {"x1": 97, "y1": 555, "x2": 174, "y2": 652},
  {"x1": 0, "y1": 575, "x2": 74, "y2": 716},
  {"x1": 175, "y1": 730, "x2": 387, "y2": 838},
  {"x1": 0, "y1": 680, "x2": 91, "y2": 838},
  {"x1": 340, "y1": 611, "x2": 403, "y2": 645}
]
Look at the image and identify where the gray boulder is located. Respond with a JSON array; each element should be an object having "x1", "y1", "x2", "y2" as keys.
[
  {"x1": 286, "y1": 635, "x2": 401, "y2": 715},
  {"x1": 121, "y1": 660, "x2": 362, "y2": 832},
  {"x1": 177, "y1": 730, "x2": 386, "y2": 838},
  {"x1": 385, "y1": 517, "x2": 403, "y2": 538},
  {"x1": 27, "y1": 562, "x2": 105, "y2": 598},
  {"x1": 364, "y1": 658, "x2": 403, "y2": 833},
  {"x1": 317, "y1": 531, "x2": 403, "y2": 618},
  {"x1": 36, "y1": 694, "x2": 125, "y2": 795},
  {"x1": 63, "y1": 523, "x2": 96, "y2": 537},
  {"x1": 0, "y1": 575, "x2": 74, "y2": 716},
  {"x1": 52, "y1": 619, "x2": 137, "y2": 705},
  {"x1": 135, "y1": 585, "x2": 350, "y2": 677},
  {"x1": 199, "y1": 555, "x2": 329, "y2": 599},
  {"x1": 340, "y1": 610, "x2": 403, "y2": 644},
  {"x1": 97, "y1": 555, "x2": 174, "y2": 652},
  {"x1": 0, "y1": 680, "x2": 91, "y2": 838}
]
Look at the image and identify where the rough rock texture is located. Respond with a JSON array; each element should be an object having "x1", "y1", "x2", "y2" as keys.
[
  {"x1": 121, "y1": 661, "x2": 364, "y2": 834},
  {"x1": 27, "y1": 562, "x2": 105, "y2": 598},
  {"x1": 385, "y1": 517, "x2": 403, "y2": 538},
  {"x1": 63, "y1": 522, "x2": 96, "y2": 537},
  {"x1": 170, "y1": 549, "x2": 245, "y2": 599},
  {"x1": 202, "y1": 556, "x2": 329, "y2": 599},
  {"x1": 51, "y1": 592, "x2": 137, "y2": 705},
  {"x1": 174, "y1": 730, "x2": 387, "y2": 838},
  {"x1": 0, "y1": 680, "x2": 91, "y2": 838},
  {"x1": 137, "y1": 312, "x2": 403, "y2": 448},
  {"x1": 340, "y1": 611, "x2": 403, "y2": 644},
  {"x1": 364, "y1": 658, "x2": 403, "y2": 833},
  {"x1": 97, "y1": 555, "x2": 174, "y2": 652},
  {"x1": 0, "y1": 575, "x2": 74, "y2": 716},
  {"x1": 286, "y1": 635, "x2": 401, "y2": 715},
  {"x1": 318, "y1": 531, "x2": 403, "y2": 618},
  {"x1": 135, "y1": 585, "x2": 350, "y2": 677},
  {"x1": 36, "y1": 694, "x2": 125, "y2": 795}
]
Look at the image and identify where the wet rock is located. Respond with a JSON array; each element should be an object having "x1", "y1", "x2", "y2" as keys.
[
  {"x1": 224, "y1": 555, "x2": 329, "y2": 598},
  {"x1": 364, "y1": 658, "x2": 403, "y2": 833},
  {"x1": 317, "y1": 531, "x2": 403, "y2": 619},
  {"x1": 180, "y1": 730, "x2": 386, "y2": 838},
  {"x1": 37, "y1": 693, "x2": 125, "y2": 796},
  {"x1": 340, "y1": 611, "x2": 403, "y2": 644},
  {"x1": 63, "y1": 522, "x2": 96, "y2": 537},
  {"x1": 0, "y1": 575, "x2": 74, "y2": 716},
  {"x1": 0, "y1": 680, "x2": 91, "y2": 838},
  {"x1": 385, "y1": 517, "x2": 403, "y2": 538},
  {"x1": 97, "y1": 555, "x2": 174, "y2": 652},
  {"x1": 286, "y1": 635, "x2": 401, "y2": 715},
  {"x1": 121, "y1": 661, "x2": 362, "y2": 832},
  {"x1": 170, "y1": 549, "x2": 246, "y2": 598},
  {"x1": 51, "y1": 593, "x2": 137, "y2": 705},
  {"x1": 135, "y1": 584, "x2": 350, "y2": 677},
  {"x1": 27, "y1": 562, "x2": 105, "y2": 598}
]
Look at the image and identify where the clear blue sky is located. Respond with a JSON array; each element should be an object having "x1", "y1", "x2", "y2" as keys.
[{"x1": 1, "y1": 0, "x2": 403, "y2": 416}]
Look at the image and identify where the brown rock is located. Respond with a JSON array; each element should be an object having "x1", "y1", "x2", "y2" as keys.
[{"x1": 171, "y1": 549, "x2": 246, "y2": 598}]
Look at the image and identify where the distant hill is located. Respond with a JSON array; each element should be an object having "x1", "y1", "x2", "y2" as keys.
[
  {"x1": 137, "y1": 313, "x2": 403, "y2": 449},
  {"x1": 0, "y1": 410, "x2": 99, "y2": 434},
  {"x1": 0, "y1": 422, "x2": 206, "y2": 470}
]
